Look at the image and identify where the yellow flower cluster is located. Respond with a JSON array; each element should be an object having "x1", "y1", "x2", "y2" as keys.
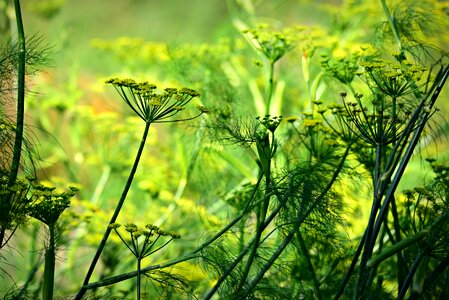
[{"x1": 106, "y1": 78, "x2": 203, "y2": 123}]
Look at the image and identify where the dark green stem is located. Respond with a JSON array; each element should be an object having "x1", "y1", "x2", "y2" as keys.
[
  {"x1": 84, "y1": 186, "x2": 283, "y2": 294},
  {"x1": 244, "y1": 144, "x2": 351, "y2": 294},
  {"x1": 265, "y1": 61, "x2": 275, "y2": 115},
  {"x1": 355, "y1": 144, "x2": 383, "y2": 296},
  {"x1": 297, "y1": 231, "x2": 322, "y2": 300},
  {"x1": 43, "y1": 223, "x2": 56, "y2": 300},
  {"x1": 76, "y1": 122, "x2": 151, "y2": 300},
  {"x1": 204, "y1": 178, "x2": 291, "y2": 300},
  {"x1": 237, "y1": 160, "x2": 271, "y2": 292},
  {"x1": 81, "y1": 253, "x2": 200, "y2": 290},
  {"x1": 137, "y1": 258, "x2": 141, "y2": 300},
  {"x1": 367, "y1": 210, "x2": 449, "y2": 269},
  {"x1": 380, "y1": 0, "x2": 402, "y2": 53},
  {"x1": 398, "y1": 252, "x2": 424, "y2": 300},
  {"x1": 391, "y1": 196, "x2": 406, "y2": 292},
  {"x1": 9, "y1": 0, "x2": 26, "y2": 185},
  {"x1": 370, "y1": 64, "x2": 449, "y2": 264}
]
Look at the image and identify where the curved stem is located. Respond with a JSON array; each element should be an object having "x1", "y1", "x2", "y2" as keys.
[
  {"x1": 9, "y1": 0, "x2": 26, "y2": 185},
  {"x1": 76, "y1": 122, "x2": 151, "y2": 299}
]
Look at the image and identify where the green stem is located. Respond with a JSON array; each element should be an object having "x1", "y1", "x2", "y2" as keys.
[
  {"x1": 43, "y1": 223, "x2": 56, "y2": 300},
  {"x1": 237, "y1": 158, "x2": 271, "y2": 292},
  {"x1": 380, "y1": 0, "x2": 402, "y2": 53},
  {"x1": 354, "y1": 65, "x2": 449, "y2": 299},
  {"x1": 355, "y1": 144, "x2": 384, "y2": 297},
  {"x1": 367, "y1": 229, "x2": 428, "y2": 269},
  {"x1": 265, "y1": 61, "x2": 275, "y2": 115},
  {"x1": 398, "y1": 252, "x2": 424, "y2": 300},
  {"x1": 370, "y1": 64, "x2": 449, "y2": 264},
  {"x1": 76, "y1": 122, "x2": 151, "y2": 300},
  {"x1": 391, "y1": 196, "x2": 406, "y2": 292},
  {"x1": 368, "y1": 210, "x2": 449, "y2": 269},
  {"x1": 244, "y1": 144, "x2": 351, "y2": 295},
  {"x1": 84, "y1": 184, "x2": 280, "y2": 294},
  {"x1": 9, "y1": 0, "x2": 25, "y2": 185},
  {"x1": 137, "y1": 258, "x2": 141, "y2": 300},
  {"x1": 297, "y1": 231, "x2": 322, "y2": 300}
]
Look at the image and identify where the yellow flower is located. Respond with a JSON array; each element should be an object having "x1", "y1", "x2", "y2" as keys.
[
  {"x1": 105, "y1": 79, "x2": 203, "y2": 123},
  {"x1": 302, "y1": 119, "x2": 321, "y2": 127}
]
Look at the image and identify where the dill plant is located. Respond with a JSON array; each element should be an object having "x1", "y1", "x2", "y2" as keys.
[
  {"x1": 108, "y1": 223, "x2": 181, "y2": 300},
  {"x1": 0, "y1": 0, "x2": 50, "y2": 256},
  {"x1": 70, "y1": 1, "x2": 449, "y2": 298},
  {"x1": 0, "y1": 2, "x2": 77, "y2": 299},
  {"x1": 3, "y1": 0, "x2": 449, "y2": 299},
  {"x1": 76, "y1": 79, "x2": 204, "y2": 298}
]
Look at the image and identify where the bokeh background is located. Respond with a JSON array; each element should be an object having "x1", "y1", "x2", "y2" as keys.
[{"x1": 1, "y1": 0, "x2": 448, "y2": 298}]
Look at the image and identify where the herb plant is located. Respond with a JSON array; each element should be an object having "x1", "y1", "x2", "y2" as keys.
[{"x1": 1, "y1": 0, "x2": 449, "y2": 299}]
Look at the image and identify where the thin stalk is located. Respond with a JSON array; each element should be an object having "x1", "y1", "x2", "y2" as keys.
[
  {"x1": 137, "y1": 258, "x2": 142, "y2": 300},
  {"x1": 297, "y1": 231, "x2": 322, "y2": 300},
  {"x1": 9, "y1": 0, "x2": 26, "y2": 185},
  {"x1": 367, "y1": 210, "x2": 449, "y2": 268},
  {"x1": 265, "y1": 61, "x2": 275, "y2": 115},
  {"x1": 76, "y1": 122, "x2": 151, "y2": 300},
  {"x1": 333, "y1": 231, "x2": 367, "y2": 300},
  {"x1": 370, "y1": 64, "x2": 449, "y2": 263},
  {"x1": 83, "y1": 184, "x2": 291, "y2": 295},
  {"x1": 410, "y1": 254, "x2": 449, "y2": 299},
  {"x1": 244, "y1": 144, "x2": 351, "y2": 295},
  {"x1": 380, "y1": 0, "x2": 402, "y2": 53},
  {"x1": 391, "y1": 196, "x2": 406, "y2": 292},
  {"x1": 237, "y1": 162, "x2": 272, "y2": 292},
  {"x1": 354, "y1": 144, "x2": 384, "y2": 296},
  {"x1": 398, "y1": 252, "x2": 424, "y2": 300},
  {"x1": 203, "y1": 181, "x2": 291, "y2": 299},
  {"x1": 43, "y1": 223, "x2": 56, "y2": 300}
]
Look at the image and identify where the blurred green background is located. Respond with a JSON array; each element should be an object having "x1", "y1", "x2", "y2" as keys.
[{"x1": 1, "y1": 0, "x2": 448, "y2": 298}]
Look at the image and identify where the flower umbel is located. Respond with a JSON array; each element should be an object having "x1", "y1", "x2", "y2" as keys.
[
  {"x1": 243, "y1": 24, "x2": 302, "y2": 63},
  {"x1": 29, "y1": 183, "x2": 78, "y2": 226},
  {"x1": 360, "y1": 58, "x2": 427, "y2": 98},
  {"x1": 321, "y1": 52, "x2": 361, "y2": 85},
  {"x1": 106, "y1": 78, "x2": 202, "y2": 123},
  {"x1": 109, "y1": 223, "x2": 181, "y2": 260}
]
